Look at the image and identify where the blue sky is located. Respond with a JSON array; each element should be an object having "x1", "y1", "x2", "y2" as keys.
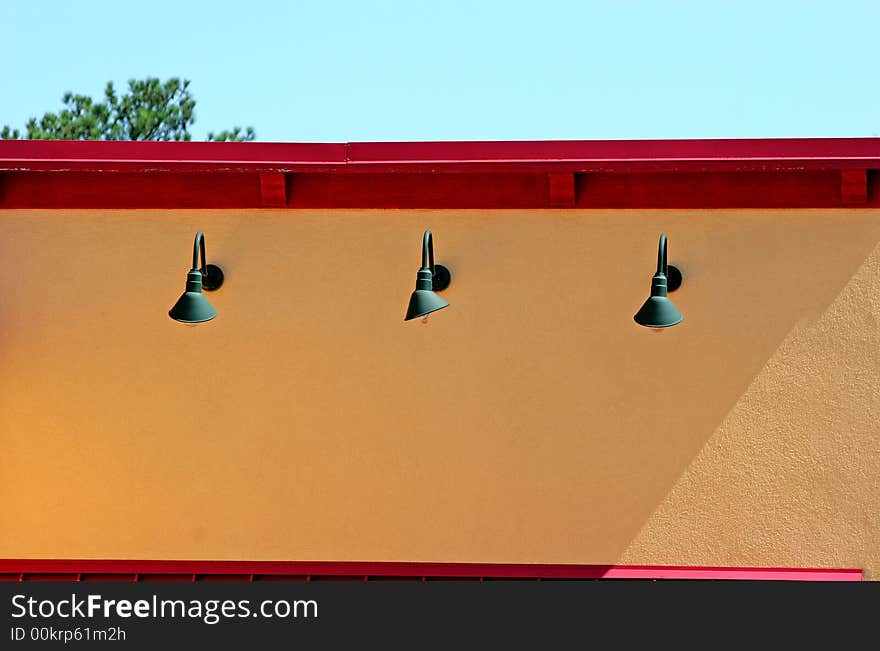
[{"x1": 5, "y1": 1, "x2": 879, "y2": 142}]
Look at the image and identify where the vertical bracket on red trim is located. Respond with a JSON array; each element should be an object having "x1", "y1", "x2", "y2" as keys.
[
  {"x1": 259, "y1": 172, "x2": 287, "y2": 207},
  {"x1": 548, "y1": 173, "x2": 576, "y2": 207},
  {"x1": 840, "y1": 169, "x2": 867, "y2": 205}
]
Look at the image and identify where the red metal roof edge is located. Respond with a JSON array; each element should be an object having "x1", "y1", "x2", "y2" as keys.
[{"x1": 2, "y1": 137, "x2": 879, "y2": 173}]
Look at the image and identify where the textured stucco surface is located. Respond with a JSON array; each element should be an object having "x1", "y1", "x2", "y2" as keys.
[
  {"x1": 0, "y1": 208, "x2": 878, "y2": 577},
  {"x1": 618, "y1": 238, "x2": 880, "y2": 578}
]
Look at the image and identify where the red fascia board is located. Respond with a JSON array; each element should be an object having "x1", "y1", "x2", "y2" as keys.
[
  {"x1": 0, "y1": 140, "x2": 348, "y2": 173},
  {"x1": 348, "y1": 138, "x2": 880, "y2": 171},
  {"x1": 2, "y1": 138, "x2": 877, "y2": 209},
  {"x1": 0, "y1": 559, "x2": 862, "y2": 582},
  {"x1": 2, "y1": 169, "x2": 875, "y2": 209},
  {"x1": 1, "y1": 138, "x2": 880, "y2": 174}
]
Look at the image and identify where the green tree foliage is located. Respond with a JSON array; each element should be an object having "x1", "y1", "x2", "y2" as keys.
[{"x1": 1, "y1": 78, "x2": 255, "y2": 142}]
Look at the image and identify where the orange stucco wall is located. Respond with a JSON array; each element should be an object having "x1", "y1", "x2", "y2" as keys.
[{"x1": 1, "y1": 209, "x2": 878, "y2": 578}]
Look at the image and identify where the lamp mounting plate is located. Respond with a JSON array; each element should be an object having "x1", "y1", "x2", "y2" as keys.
[
  {"x1": 431, "y1": 264, "x2": 451, "y2": 292},
  {"x1": 202, "y1": 264, "x2": 224, "y2": 291},
  {"x1": 666, "y1": 265, "x2": 682, "y2": 292}
]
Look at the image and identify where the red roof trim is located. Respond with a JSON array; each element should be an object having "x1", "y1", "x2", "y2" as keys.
[
  {"x1": 0, "y1": 559, "x2": 862, "y2": 582},
  {"x1": 2, "y1": 138, "x2": 879, "y2": 173},
  {"x1": 348, "y1": 138, "x2": 880, "y2": 166},
  {"x1": 1, "y1": 138, "x2": 878, "y2": 209}
]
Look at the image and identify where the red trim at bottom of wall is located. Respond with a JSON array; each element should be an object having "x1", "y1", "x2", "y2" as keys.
[{"x1": 0, "y1": 560, "x2": 861, "y2": 582}]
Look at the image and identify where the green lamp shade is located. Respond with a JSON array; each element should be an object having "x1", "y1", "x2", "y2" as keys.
[
  {"x1": 633, "y1": 295, "x2": 682, "y2": 328},
  {"x1": 169, "y1": 269, "x2": 218, "y2": 323},
  {"x1": 169, "y1": 291, "x2": 217, "y2": 323},
  {"x1": 405, "y1": 265, "x2": 449, "y2": 321},
  {"x1": 634, "y1": 234, "x2": 683, "y2": 328},
  {"x1": 405, "y1": 289, "x2": 449, "y2": 321}
]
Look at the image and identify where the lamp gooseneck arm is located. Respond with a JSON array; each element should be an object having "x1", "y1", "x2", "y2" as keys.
[
  {"x1": 422, "y1": 230, "x2": 435, "y2": 273},
  {"x1": 657, "y1": 233, "x2": 668, "y2": 276},
  {"x1": 192, "y1": 232, "x2": 207, "y2": 275}
]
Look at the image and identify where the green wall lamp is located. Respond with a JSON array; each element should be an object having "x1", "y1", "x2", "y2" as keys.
[
  {"x1": 405, "y1": 229, "x2": 452, "y2": 322},
  {"x1": 168, "y1": 231, "x2": 225, "y2": 324},
  {"x1": 633, "y1": 233, "x2": 683, "y2": 329}
]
